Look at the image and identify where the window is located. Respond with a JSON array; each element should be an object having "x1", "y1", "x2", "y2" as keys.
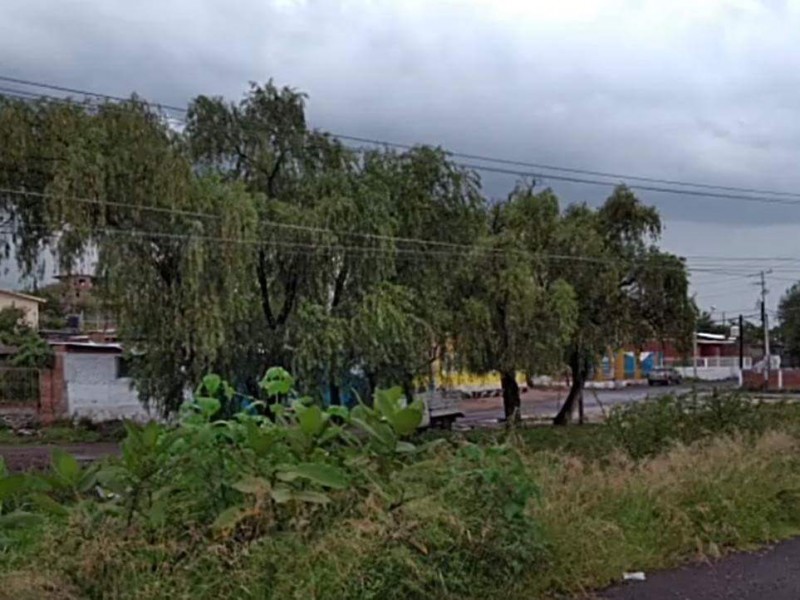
[{"x1": 116, "y1": 356, "x2": 131, "y2": 378}]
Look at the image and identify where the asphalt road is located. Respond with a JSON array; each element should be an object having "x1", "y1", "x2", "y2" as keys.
[
  {"x1": 459, "y1": 382, "x2": 731, "y2": 424},
  {"x1": 600, "y1": 537, "x2": 800, "y2": 599}
]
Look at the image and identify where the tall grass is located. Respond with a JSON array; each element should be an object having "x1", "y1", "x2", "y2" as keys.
[{"x1": 4, "y1": 395, "x2": 800, "y2": 599}]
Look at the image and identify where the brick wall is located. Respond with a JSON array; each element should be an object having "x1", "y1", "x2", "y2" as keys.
[
  {"x1": 742, "y1": 368, "x2": 800, "y2": 392},
  {"x1": 38, "y1": 349, "x2": 66, "y2": 424}
]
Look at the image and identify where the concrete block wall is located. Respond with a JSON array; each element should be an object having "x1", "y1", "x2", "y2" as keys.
[{"x1": 63, "y1": 353, "x2": 152, "y2": 422}]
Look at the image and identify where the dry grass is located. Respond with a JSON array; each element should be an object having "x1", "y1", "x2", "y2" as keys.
[
  {"x1": 531, "y1": 431, "x2": 800, "y2": 596},
  {"x1": 0, "y1": 572, "x2": 79, "y2": 600},
  {"x1": 4, "y1": 430, "x2": 800, "y2": 599}
]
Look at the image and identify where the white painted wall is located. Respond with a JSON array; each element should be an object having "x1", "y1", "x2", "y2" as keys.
[
  {"x1": 64, "y1": 353, "x2": 152, "y2": 422},
  {"x1": 674, "y1": 366, "x2": 740, "y2": 381}
]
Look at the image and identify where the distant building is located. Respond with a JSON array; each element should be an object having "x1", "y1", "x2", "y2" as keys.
[
  {"x1": 54, "y1": 273, "x2": 96, "y2": 313},
  {"x1": 0, "y1": 289, "x2": 46, "y2": 329}
]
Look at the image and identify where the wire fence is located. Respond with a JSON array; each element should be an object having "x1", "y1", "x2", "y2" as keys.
[{"x1": 0, "y1": 368, "x2": 40, "y2": 405}]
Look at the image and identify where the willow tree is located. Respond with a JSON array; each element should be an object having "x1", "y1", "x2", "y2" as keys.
[
  {"x1": 456, "y1": 187, "x2": 577, "y2": 420},
  {"x1": 0, "y1": 96, "x2": 259, "y2": 413},
  {"x1": 186, "y1": 83, "x2": 484, "y2": 403},
  {"x1": 552, "y1": 185, "x2": 693, "y2": 424}
]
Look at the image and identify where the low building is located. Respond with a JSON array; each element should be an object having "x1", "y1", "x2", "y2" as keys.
[
  {"x1": 0, "y1": 341, "x2": 153, "y2": 427},
  {"x1": 0, "y1": 289, "x2": 46, "y2": 329},
  {"x1": 54, "y1": 342, "x2": 152, "y2": 422}
]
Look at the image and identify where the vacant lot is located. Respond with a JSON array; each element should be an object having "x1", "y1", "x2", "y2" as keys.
[{"x1": 2, "y1": 395, "x2": 800, "y2": 599}]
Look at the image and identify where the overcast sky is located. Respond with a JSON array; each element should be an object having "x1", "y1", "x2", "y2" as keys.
[{"x1": 3, "y1": 0, "x2": 800, "y2": 317}]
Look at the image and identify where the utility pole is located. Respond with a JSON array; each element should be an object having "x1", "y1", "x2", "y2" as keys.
[
  {"x1": 739, "y1": 314, "x2": 744, "y2": 370},
  {"x1": 760, "y1": 271, "x2": 771, "y2": 383}
]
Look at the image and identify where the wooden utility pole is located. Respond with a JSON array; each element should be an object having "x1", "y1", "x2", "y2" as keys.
[
  {"x1": 760, "y1": 271, "x2": 771, "y2": 383},
  {"x1": 739, "y1": 313, "x2": 744, "y2": 370}
]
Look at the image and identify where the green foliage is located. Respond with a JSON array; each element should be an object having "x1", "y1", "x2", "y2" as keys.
[
  {"x1": 7, "y1": 388, "x2": 800, "y2": 598},
  {"x1": 606, "y1": 391, "x2": 764, "y2": 459},
  {"x1": 0, "y1": 307, "x2": 53, "y2": 369},
  {"x1": 779, "y1": 283, "x2": 800, "y2": 364},
  {"x1": 0, "y1": 84, "x2": 693, "y2": 421},
  {"x1": 454, "y1": 187, "x2": 578, "y2": 418}
]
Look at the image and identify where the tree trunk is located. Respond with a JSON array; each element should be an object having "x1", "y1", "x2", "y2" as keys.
[
  {"x1": 501, "y1": 370, "x2": 521, "y2": 422},
  {"x1": 554, "y1": 353, "x2": 585, "y2": 426},
  {"x1": 329, "y1": 382, "x2": 341, "y2": 406},
  {"x1": 402, "y1": 378, "x2": 416, "y2": 407}
]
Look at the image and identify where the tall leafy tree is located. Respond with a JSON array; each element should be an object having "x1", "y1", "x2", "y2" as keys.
[
  {"x1": 552, "y1": 186, "x2": 693, "y2": 424},
  {"x1": 778, "y1": 284, "x2": 800, "y2": 365},
  {"x1": 0, "y1": 97, "x2": 259, "y2": 412},
  {"x1": 455, "y1": 187, "x2": 577, "y2": 420}
]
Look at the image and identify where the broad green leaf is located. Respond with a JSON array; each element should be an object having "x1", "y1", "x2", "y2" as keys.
[
  {"x1": 232, "y1": 476, "x2": 270, "y2": 496},
  {"x1": 390, "y1": 406, "x2": 423, "y2": 436},
  {"x1": 298, "y1": 405, "x2": 325, "y2": 436},
  {"x1": 351, "y1": 418, "x2": 396, "y2": 449},
  {"x1": 374, "y1": 386, "x2": 404, "y2": 418},
  {"x1": 196, "y1": 396, "x2": 221, "y2": 418},
  {"x1": 51, "y1": 449, "x2": 80, "y2": 485},
  {"x1": 245, "y1": 422, "x2": 275, "y2": 456},
  {"x1": 325, "y1": 405, "x2": 350, "y2": 420},
  {"x1": 30, "y1": 493, "x2": 69, "y2": 517},
  {"x1": 276, "y1": 463, "x2": 348, "y2": 490},
  {"x1": 270, "y1": 485, "x2": 293, "y2": 504},
  {"x1": 211, "y1": 505, "x2": 248, "y2": 532},
  {"x1": 260, "y1": 367, "x2": 294, "y2": 397},
  {"x1": 77, "y1": 467, "x2": 98, "y2": 494},
  {"x1": 350, "y1": 404, "x2": 370, "y2": 421},
  {"x1": 395, "y1": 441, "x2": 417, "y2": 453},
  {"x1": 293, "y1": 490, "x2": 331, "y2": 504},
  {"x1": 200, "y1": 373, "x2": 222, "y2": 396}
]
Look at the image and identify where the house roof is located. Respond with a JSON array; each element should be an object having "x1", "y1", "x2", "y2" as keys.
[
  {"x1": 49, "y1": 340, "x2": 123, "y2": 354},
  {"x1": 0, "y1": 290, "x2": 47, "y2": 304},
  {"x1": 696, "y1": 332, "x2": 727, "y2": 341}
]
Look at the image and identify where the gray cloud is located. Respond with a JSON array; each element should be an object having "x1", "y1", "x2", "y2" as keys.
[{"x1": 2, "y1": 0, "x2": 800, "y2": 312}]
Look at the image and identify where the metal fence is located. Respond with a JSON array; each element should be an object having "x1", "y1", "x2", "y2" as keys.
[{"x1": 0, "y1": 368, "x2": 40, "y2": 405}]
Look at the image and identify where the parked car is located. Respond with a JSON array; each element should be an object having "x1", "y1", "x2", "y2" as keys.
[{"x1": 647, "y1": 367, "x2": 683, "y2": 386}]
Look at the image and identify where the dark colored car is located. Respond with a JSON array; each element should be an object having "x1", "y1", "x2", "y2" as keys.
[{"x1": 647, "y1": 367, "x2": 683, "y2": 386}]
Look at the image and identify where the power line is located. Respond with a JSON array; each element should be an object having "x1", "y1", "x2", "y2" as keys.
[
  {"x1": 0, "y1": 75, "x2": 186, "y2": 113},
  {"x1": 2, "y1": 187, "x2": 800, "y2": 276},
  {"x1": 334, "y1": 133, "x2": 800, "y2": 201},
  {"x1": 0, "y1": 187, "x2": 218, "y2": 221},
  {"x1": 5, "y1": 75, "x2": 800, "y2": 206}
]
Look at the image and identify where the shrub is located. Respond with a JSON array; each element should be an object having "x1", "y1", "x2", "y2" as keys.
[{"x1": 605, "y1": 391, "x2": 764, "y2": 459}]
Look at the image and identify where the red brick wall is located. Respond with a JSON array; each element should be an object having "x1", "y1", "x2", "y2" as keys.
[
  {"x1": 742, "y1": 369, "x2": 777, "y2": 391},
  {"x1": 742, "y1": 368, "x2": 800, "y2": 392},
  {"x1": 38, "y1": 349, "x2": 66, "y2": 424}
]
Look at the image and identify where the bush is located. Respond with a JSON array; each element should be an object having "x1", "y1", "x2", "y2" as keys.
[
  {"x1": 605, "y1": 391, "x2": 764, "y2": 459},
  {"x1": 0, "y1": 368, "x2": 547, "y2": 599}
]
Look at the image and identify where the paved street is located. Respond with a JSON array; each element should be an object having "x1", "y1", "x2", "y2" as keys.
[
  {"x1": 458, "y1": 382, "x2": 733, "y2": 424},
  {"x1": 601, "y1": 537, "x2": 800, "y2": 600}
]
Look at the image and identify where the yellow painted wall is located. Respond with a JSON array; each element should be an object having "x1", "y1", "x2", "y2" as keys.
[{"x1": 0, "y1": 293, "x2": 40, "y2": 329}]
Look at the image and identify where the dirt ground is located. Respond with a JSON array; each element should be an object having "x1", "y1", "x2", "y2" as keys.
[{"x1": 0, "y1": 443, "x2": 120, "y2": 471}]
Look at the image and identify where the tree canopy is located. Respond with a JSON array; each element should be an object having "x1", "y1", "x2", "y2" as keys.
[{"x1": 0, "y1": 82, "x2": 692, "y2": 419}]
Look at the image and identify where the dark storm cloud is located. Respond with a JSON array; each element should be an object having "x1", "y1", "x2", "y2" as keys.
[{"x1": 3, "y1": 0, "x2": 800, "y2": 309}]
